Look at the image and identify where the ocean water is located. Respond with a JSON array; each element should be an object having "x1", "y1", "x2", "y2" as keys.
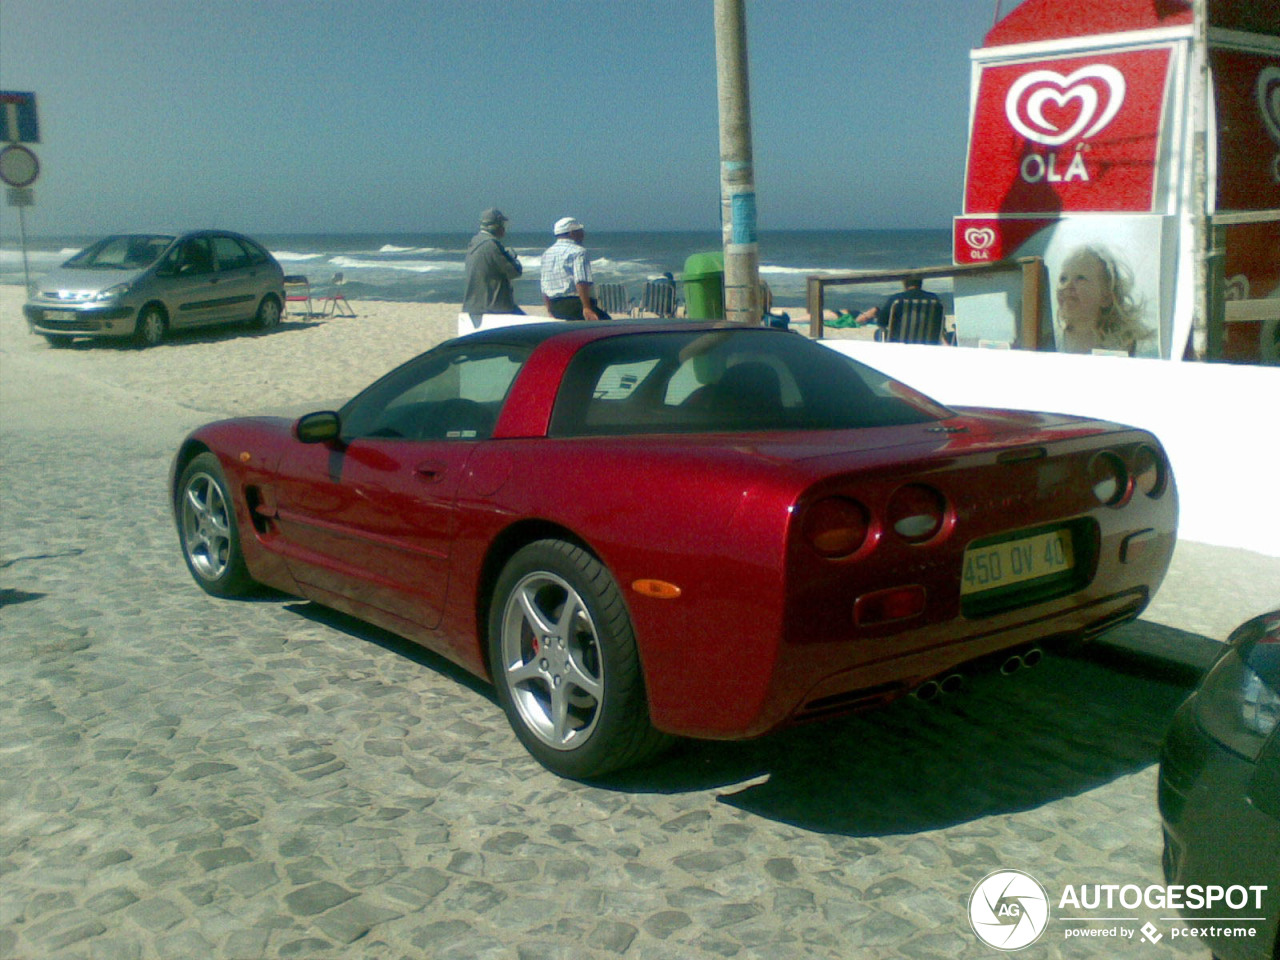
[{"x1": 0, "y1": 228, "x2": 953, "y2": 312}]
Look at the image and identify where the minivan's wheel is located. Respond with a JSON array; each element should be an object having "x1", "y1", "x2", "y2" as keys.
[
  {"x1": 134, "y1": 305, "x2": 166, "y2": 348},
  {"x1": 255, "y1": 295, "x2": 281, "y2": 331},
  {"x1": 177, "y1": 452, "x2": 256, "y2": 597},
  {"x1": 488, "y1": 539, "x2": 671, "y2": 779}
]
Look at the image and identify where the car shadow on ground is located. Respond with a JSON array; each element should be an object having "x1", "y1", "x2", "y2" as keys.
[
  {"x1": 617, "y1": 620, "x2": 1214, "y2": 836},
  {"x1": 52, "y1": 319, "x2": 328, "y2": 350},
  {"x1": 280, "y1": 600, "x2": 1214, "y2": 838}
]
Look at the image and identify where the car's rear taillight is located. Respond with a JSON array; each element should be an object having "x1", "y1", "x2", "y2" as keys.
[
  {"x1": 803, "y1": 497, "x2": 871, "y2": 559},
  {"x1": 887, "y1": 484, "x2": 948, "y2": 543},
  {"x1": 1089, "y1": 451, "x2": 1128, "y2": 506},
  {"x1": 1131, "y1": 444, "x2": 1168, "y2": 499}
]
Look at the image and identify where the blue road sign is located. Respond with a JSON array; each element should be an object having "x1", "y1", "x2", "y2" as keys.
[{"x1": 0, "y1": 92, "x2": 40, "y2": 143}]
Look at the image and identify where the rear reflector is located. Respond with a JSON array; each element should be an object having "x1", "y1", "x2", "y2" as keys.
[{"x1": 854, "y1": 585, "x2": 926, "y2": 626}]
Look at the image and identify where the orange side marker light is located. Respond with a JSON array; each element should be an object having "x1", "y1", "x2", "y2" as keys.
[{"x1": 632, "y1": 579, "x2": 682, "y2": 600}]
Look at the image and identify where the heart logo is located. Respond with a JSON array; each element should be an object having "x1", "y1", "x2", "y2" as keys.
[
  {"x1": 1006, "y1": 65, "x2": 1127, "y2": 147},
  {"x1": 1258, "y1": 66, "x2": 1280, "y2": 146},
  {"x1": 1224, "y1": 274, "x2": 1251, "y2": 301},
  {"x1": 965, "y1": 227, "x2": 997, "y2": 251}
]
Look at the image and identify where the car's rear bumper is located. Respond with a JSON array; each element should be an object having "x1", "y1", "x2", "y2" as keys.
[
  {"x1": 1159, "y1": 700, "x2": 1280, "y2": 960},
  {"x1": 25, "y1": 303, "x2": 136, "y2": 338}
]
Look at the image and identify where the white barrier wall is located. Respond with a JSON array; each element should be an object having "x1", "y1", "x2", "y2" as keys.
[
  {"x1": 458, "y1": 314, "x2": 1278, "y2": 558},
  {"x1": 823, "y1": 341, "x2": 1280, "y2": 558}
]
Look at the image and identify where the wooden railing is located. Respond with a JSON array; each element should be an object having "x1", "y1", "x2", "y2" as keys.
[{"x1": 806, "y1": 257, "x2": 1047, "y2": 347}]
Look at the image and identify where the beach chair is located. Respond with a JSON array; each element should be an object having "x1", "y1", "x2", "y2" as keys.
[
  {"x1": 640, "y1": 280, "x2": 677, "y2": 318},
  {"x1": 595, "y1": 283, "x2": 629, "y2": 318},
  {"x1": 318, "y1": 272, "x2": 356, "y2": 318},
  {"x1": 884, "y1": 297, "x2": 946, "y2": 345},
  {"x1": 283, "y1": 275, "x2": 315, "y2": 318}
]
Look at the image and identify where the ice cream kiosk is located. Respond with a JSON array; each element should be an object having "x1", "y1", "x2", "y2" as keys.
[{"x1": 952, "y1": 0, "x2": 1279, "y2": 363}]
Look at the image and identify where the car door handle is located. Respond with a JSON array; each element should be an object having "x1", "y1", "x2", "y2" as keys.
[{"x1": 415, "y1": 461, "x2": 448, "y2": 483}]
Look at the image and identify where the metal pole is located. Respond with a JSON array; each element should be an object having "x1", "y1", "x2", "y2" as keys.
[
  {"x1": 713, "y1": 0, "x2": 761, "y2": 324},
  {"x1": 18, "y1": 202, "x2": 32, "y2": 293},
  {"x1": 1189, "y1": 0, "x2": 1211, "y2": 360}
]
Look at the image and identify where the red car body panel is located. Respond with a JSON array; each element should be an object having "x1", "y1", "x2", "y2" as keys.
[{"x1": 174, "y1": 324, "x2": 1177, "y2": 740}]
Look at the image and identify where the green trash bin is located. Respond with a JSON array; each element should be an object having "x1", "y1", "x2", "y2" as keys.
[{"x1": 681, "y1": 251, "x2": 725, "y2": 320}]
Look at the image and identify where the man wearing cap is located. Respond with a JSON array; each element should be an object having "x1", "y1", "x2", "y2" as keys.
[
  {"x1": 462, "y1": 208, "x2": 524, "y2": 324},
  {"x1": 540, "y1": 217, "x2": 610, "y2": 321}
]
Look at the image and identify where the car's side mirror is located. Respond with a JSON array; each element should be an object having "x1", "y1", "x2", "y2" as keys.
[{"x1": 294, "y1": 411, "x2": 342, "y2": 444}]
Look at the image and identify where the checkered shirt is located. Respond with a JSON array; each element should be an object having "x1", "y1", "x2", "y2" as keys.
[{"x1": 539, "y1": 238, "x2": 593, "y2": 298}]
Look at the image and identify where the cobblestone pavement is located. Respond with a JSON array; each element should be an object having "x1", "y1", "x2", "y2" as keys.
[{"x1": 3, "y1": 341, "x2": 1279, "y2": 960}]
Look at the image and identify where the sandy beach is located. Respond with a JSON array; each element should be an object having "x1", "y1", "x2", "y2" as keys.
[{"x1": 0, "y1": 285, "x2": 874, "y2": 418}]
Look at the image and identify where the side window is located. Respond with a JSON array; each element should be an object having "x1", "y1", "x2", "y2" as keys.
[
  {"x1": 341, "y1": 347, "x2": 528, "y2": 442},
  {"x1": 178, "y1": 238, "x2": 215, "y2": 276},
  {"x1": 240, "y1": 238, "x2": 270, "y2": 266},
  {"x1": 211, "y1": 235, "x2": 251, "y2": 271}
]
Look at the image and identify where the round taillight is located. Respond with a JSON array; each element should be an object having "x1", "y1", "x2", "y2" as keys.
[
  {"x1": 1132, "y1": 444, "x2": 1167, "y2": 498},
  {"x1": 1089, "y1": 451, "x2": 1128, "y2": 506},
  {"x1": 803, "y1": 497, "x2": 871, "y2": 559},
  {"x1": 887, "y1": 484, "x2": 947, "y2": 543}
]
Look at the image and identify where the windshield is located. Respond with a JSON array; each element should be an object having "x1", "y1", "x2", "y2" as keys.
[
  {"x1": 549, "y1": 329, "x2": 952, "y2": 437},
  {"x1": 64, "y1": 235, "x2": 175, "y2": 270}
]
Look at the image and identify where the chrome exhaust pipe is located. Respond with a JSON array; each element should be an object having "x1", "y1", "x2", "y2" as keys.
[
  {"x1": 1021, "y1": 646, "x2": 1043, "y2": 669},
  {"x1": 1000, "y1": 654, "x2": 1023, "y2": 676},
  {"x1": 939, "y1": 673, "x2": 965, "y2": 695},
  {"x1": 913, "y1": 679, "x2": 941, "y2": 701}
]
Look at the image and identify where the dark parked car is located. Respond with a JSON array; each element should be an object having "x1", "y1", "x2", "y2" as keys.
[
  {"x1": 1160, "y1": 611, "x2": 1280, "y2": 960},
  {"x1": 172, "y1": 322, "x2": 1177, "y2": 778},
  {"x1": 23, "y1": 230, "x2": 285, "y2": 348}
]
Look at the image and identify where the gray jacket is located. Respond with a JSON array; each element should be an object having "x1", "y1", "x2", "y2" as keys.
[{"x1": 462, "y1": 229, "x2": 523, "y2": 318}]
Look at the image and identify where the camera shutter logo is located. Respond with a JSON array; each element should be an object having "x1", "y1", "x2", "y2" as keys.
[
  {"x1": 969, "y1": 869, "x2": 1050, "y2": 951},
  {"x1": 1005, "y1": 65, "x2": 1127, "y2": 146}
]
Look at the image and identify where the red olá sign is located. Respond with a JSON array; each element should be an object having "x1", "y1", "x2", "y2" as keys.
[{"x1": 965, "y1": 47, "x2": 1173, "y2": 214}]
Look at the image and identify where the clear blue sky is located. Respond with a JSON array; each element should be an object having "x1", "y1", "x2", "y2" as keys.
[{"x1": 0, "y1": 0, "x2": 1025, "y2": 237}]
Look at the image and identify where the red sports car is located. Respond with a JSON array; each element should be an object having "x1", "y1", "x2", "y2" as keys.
[{"x1": 172, "y1": 323, "x2": 1177, "y2": 778}]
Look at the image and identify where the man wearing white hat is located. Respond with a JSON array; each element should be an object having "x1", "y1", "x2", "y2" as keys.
[{"x1": 539, "y1": 217, "x2": 610, "y2": 321}]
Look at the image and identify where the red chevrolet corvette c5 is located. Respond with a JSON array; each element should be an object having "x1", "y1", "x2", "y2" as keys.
[{"x1": 172, "y1": 322, "x2": 1177, "y2": 778}]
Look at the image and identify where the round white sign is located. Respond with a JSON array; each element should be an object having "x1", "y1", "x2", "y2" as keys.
[{"x1": 0, "y1": 144, "x2": 39, "y2": 188}]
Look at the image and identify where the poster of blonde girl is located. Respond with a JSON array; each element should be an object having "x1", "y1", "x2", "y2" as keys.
[{"x1": 1053, "y1": 244, "x2": 1158, "y2": 356}]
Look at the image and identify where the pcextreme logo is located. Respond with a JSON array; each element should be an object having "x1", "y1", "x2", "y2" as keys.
[{"x1": 969, "y1": 871, "x2": 1271, "y2": 951}]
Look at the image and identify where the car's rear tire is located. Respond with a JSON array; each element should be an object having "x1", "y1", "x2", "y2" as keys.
[
  {"x1": 134, "y1": 305, "x2": 166, "y2": 348},
  {"x1": 44, "y1": 335, "x2": 73, "y2": 349},
  {"x1": 488, "y1": 539, "x2": 671, "y2": 779},
  {"x1": 255, "y1": 295, "x2": 281, "y2": 331},
  {"x1": 177, "y1": 452, "x2": 256, "y2": 598}
]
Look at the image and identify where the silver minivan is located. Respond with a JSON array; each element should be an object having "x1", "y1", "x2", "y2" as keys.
[{"x1": 23, "y1": 230, "x2": 286, "y2": 348}]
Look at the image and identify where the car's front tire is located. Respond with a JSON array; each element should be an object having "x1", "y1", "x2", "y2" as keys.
[
  {"x1": 255, "y1": 295, "x2": 281, "y2": 331},
  {"x1": 488, "y1": 539, "x2": 671, "y2": 779},
  {"x1": 134, "y1": 305, "x2": 166, "y2": 348},
  {"x1": 177, "y1": 452, "x2": 256, "y2": 597}
]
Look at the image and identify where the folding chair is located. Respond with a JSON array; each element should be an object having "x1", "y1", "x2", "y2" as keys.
[
  {"x1": 641, "y1": 280, "x2": 677, "y2": 318},
  {"x1": 884, "y1": 297, "x2": 946, "y2": 344},
  {"x1": 283, "y1": 275, "x2": 315, "y2": 318},
  {"x1": 595, "y1": 283, "x2": 629, "y2": 318},
  {"x1": 319, "y1": 272, "x2": 356, "y2": 318}
]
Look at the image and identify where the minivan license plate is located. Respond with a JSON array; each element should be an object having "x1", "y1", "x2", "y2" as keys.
[{"x1": 961, "y1": 529, "x2": 1074, "y2": 595}]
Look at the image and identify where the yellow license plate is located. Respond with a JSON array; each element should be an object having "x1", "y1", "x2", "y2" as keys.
[{"x1": 962, "y1": 529, "x2": 1074, "y2": 595}]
